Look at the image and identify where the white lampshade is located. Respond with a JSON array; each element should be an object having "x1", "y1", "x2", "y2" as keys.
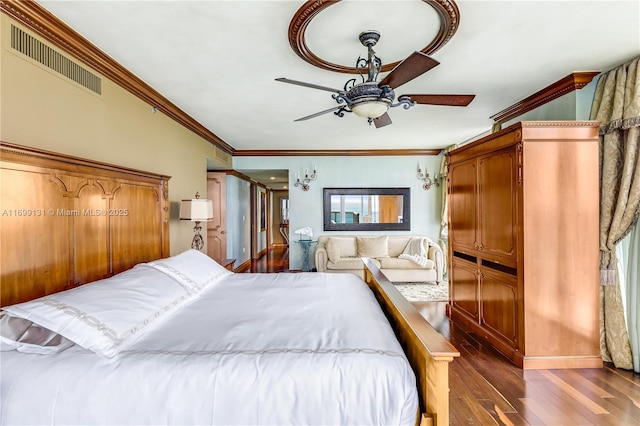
[
  {"x1": 351, "y1": 101, "x2": 389, "y2": 119},
  {"x1": 180, "y1": 198, "x2": 213, "y2": 221}
]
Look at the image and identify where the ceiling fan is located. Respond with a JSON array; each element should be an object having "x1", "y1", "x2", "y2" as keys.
[{"x1": 276, "y1": 30, "x2": 475, "y2": 128}]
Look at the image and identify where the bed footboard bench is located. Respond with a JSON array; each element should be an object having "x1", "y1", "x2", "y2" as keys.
[{"x1": 362, "y1": 258, "x2": 459, "y2": 426}]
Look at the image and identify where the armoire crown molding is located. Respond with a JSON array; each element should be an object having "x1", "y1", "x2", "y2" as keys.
[{"x1": 490, "y1": 72, "x2": 600, "y2": 124}]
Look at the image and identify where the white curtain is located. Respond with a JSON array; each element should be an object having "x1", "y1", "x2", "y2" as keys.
[{"x1": 617, "y1": 222, "x2": 640, "y2": 372}]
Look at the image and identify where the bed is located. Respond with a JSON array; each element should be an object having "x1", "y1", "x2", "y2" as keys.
[{"x1": 0, "y1": 142, "x2": 459, "y2": 425}]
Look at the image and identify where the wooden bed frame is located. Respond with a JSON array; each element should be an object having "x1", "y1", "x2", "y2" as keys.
[
  {"x1": 0, "y1": 142, "x2": 170, "y2": 307},
  {"x1": 363, "y1": 258, "x2": 459, "y2": 426},
  {"x1": 0, "y1": 142, "x2": 459, "y2": 425}
]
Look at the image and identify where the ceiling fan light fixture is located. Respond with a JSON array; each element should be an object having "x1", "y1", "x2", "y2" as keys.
[
  {"x1": 351, "y1": 101, "x2": 390, "y2": 119},
  {"x1": 277, "y1": 29, "x2": 475, "y2": 127},
  {"x1": 347, "y1": 82, "x2": 393, "y2": 119}
]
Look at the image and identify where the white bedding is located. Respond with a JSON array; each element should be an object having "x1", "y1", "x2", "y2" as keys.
[{"x1": 1, "y1": 272, "x2": 418, "y2": 425}]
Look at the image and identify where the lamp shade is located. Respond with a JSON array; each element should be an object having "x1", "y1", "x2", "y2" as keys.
[{"x1": 179, "y1": 198, "x2": 213, "y2": 221}]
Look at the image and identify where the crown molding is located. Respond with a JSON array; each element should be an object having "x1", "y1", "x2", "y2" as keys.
[
  {"x1": 1, "y1": 0, "x2": 234, "y2": 154},
  {"x1": 490, "y1": 72, "x2": 600, "y2": 124},
  {"x1": 288, "y1": 0, "x2": 460, "y2": 74},
  {"x1": 233, "y1": 148, "x2": 442, "y2": 157}
]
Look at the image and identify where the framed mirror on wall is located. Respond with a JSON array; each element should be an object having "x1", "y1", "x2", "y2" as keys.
[{"x1": 323, "y1": 188, "x2": 411, "y2": 231}]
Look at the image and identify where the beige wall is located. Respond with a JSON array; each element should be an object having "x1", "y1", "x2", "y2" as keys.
[{"x1": 0, "y1": 15, "x2": 227, "y2": 255}]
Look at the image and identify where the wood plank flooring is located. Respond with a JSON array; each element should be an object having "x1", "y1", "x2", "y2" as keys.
[
  {"x1": 253, "y1": 246, "x2": 640, "y2": 425},
  {"x1": 413, "y1": 301, "x2": 640, "y2": 425}
]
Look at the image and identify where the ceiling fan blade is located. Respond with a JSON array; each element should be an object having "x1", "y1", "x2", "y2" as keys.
[
  {"x1": 374, "y1": 112, "x2": 392, "y2": 128},
  {"x1": 294, "y1": 105, "x2": 344, "y2": 121},
  {"x1": 275, "y1": 78, "x2": 342, "y2": 93},
  {"x1": 400, "y1": 94, "x2": 476, "y2": 106},
  {"x1": 378, "y1": 52, "x2": 440, "y2": 89}
]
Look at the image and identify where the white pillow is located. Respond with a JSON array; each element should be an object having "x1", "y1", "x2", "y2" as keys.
[
  {"x1": 145, "y1": 249, "x2": 232, "y2": 293},
  {"x1": 0, "y1": 312, "x2": 73, "y2": 354},
  {"x1": 357, "y1": 235, "x2": 389, "y2": 258},
  {"x1": 326, "y1": 237, "x2": 357, "y2": 263},
  {"x1": 1, "y1": 265, "x2": 194, "y2": 359}
]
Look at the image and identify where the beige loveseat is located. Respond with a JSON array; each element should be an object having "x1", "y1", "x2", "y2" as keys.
[{"x1": 314, "y1": 235, "x2": 444, "y2": 284}]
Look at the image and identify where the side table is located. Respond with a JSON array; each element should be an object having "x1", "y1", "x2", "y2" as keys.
[{"x1": 295, "y1": 240, "x2": 317, "y2": 272}]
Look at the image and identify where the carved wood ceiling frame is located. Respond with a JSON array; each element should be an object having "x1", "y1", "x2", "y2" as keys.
[{"x1": 288, "y1": 0, "x2": 460, "y2": 74}]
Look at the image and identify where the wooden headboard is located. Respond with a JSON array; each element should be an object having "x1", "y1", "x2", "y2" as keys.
[{"x1": 0, "y1": 142, "x2": 170, "y2": 307}]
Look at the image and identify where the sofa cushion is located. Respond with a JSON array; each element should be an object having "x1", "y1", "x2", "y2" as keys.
[
  {"x1": 356, "y1": 236, "x2": 389, "y2": 258},
  {"x1": 327, "y1": 258, "x2": 380, "y2": 270},
  {"x1": 326, "y1": 237, "x2": 357, "y2": 262},
  {"x1": 378, "y1": 257, "x2": 435, "y2": 270},
  {"x1": 388, "y1": 237, "x2": 412, "y2": 257}
]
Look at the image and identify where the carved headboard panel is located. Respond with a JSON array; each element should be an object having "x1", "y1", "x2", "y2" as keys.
[{"x1": 0, "y1": 142, "x2": 170, "y2": 307}]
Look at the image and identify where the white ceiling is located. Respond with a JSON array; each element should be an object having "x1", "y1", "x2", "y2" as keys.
[{"x1": 38, "y1": 0, "x2": 640, "y2": 152}]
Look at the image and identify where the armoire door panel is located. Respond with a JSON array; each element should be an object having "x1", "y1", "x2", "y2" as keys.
[
  {"x1": 450, "y1": 258, "x2": 479, "y2": 320},
  {"x1": 480, "y1": 266, "x2": 518, "y2": 347},
  {"x1": 478, "y1": 148, "x2": 517, "y2": 263},
  {"x1": 448, "y1": 159, "x2": 477, "y2": 252}
]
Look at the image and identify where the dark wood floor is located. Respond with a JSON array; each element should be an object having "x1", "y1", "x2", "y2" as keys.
[
  {"x1": 253, "y1": 246, "x2": 640, "y2": 425},
  {"x1": 251, "y1": 244, "x2": 289, "y2": 273}
]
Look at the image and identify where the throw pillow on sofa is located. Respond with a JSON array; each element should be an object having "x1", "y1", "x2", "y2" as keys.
[
  {"x1": 356, "y1": 236, "x2": 389, "y2": 258},
  {"x1": 387, "y1": 237, "x2": 412, "y2": 257},
  {"x1": 327, "y1": 237, "x2": 358, "y2": 263}
]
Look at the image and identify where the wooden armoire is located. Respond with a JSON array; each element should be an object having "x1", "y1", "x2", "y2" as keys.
[{"x1": 446, "y1": 121, "x2": 602, "y2": 369}]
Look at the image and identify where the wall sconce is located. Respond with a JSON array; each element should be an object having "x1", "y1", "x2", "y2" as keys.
[
  {"x1": 179, "y1": 192, "x2": 214, "y2": 251},
  {"x1": 294, "y1": 165, "x2": 318, "y2": 191},
  {"x1": 417, "y1": 164, "x2": 440, "y2": 190}
]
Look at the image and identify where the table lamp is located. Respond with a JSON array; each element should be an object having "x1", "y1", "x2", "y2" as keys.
[{"x1": 179, "y1": 192, "x2": 213, "y2": 251}]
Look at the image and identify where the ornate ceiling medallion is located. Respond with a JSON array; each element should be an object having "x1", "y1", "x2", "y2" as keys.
[{"x1": 287, "y1": 0, "x2": 460, "y2": 74}]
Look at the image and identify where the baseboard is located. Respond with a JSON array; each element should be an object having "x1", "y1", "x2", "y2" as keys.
[{"x1": 522, "y1": 356, "x2": 603, "y2": 370}]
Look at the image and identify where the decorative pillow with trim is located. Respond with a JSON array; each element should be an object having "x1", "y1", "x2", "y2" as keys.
[
  {"x1": 145, "y1": 249, "x2": 232, "y2": 294},
  {"x1": 1, "y1": 265, "x2": 195, "y2": 359}
]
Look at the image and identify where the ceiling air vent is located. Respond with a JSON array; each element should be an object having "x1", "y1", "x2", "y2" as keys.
[
  {"x1": 10, "y1": 25, "x2": 102, "y2": 95},
  {"x1": 214, "y1": 147, "x2": 232, "y2": 166}
]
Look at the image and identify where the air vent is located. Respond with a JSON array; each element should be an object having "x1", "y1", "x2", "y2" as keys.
[
  {"x1": 214, "y1": 147, "x2": 232, "y2": 166},
  {"x1": 10, "y1": 25, "x2": 102, "y2": 95}
]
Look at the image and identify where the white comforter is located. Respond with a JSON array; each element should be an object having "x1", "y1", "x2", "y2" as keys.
[{"x1": 1, "y1": 272, "x2": 418, "y2": 425}]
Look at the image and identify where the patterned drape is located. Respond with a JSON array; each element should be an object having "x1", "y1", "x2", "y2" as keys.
[
  {"x1": 439, "y1": 144, "x2": 458, "y2": 275},
  {"x1": 590, "y1": 56, "x2": 640, "y2": 369}
]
